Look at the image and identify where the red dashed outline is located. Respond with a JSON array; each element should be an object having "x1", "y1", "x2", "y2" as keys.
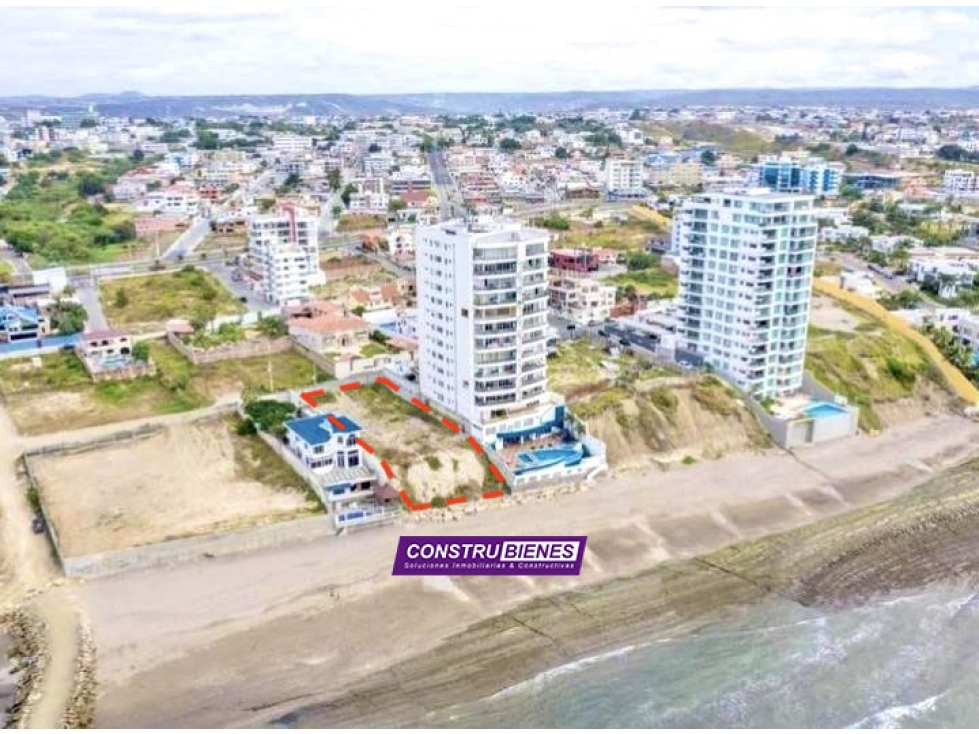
[{"x1": 302, "y1": 379, "x2": 507, "y2": 512}]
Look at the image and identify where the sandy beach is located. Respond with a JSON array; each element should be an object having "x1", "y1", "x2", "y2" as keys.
[{"x1": 81, "y1": 413, "x2": 979, "y2": 727}]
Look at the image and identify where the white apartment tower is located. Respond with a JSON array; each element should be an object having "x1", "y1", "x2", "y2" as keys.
[
  {"x1": 676, "y1": 189, "x2": 817, "y2": 397},
  {"x1": 604, "y1": 158, "x2": 645, "y2": 200},
  {"x1": 246, "y1": 206, "x2": 325, "y2": 305},
  {"x1": 415, "y1": 218, "x2": 562, "y2": 445}
]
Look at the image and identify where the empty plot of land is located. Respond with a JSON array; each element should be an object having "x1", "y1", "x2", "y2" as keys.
[
  {"x1": 100, "y1": 268, "x2": 246, "y2": 332},
  {"x1": 0, "y1": 348, "x2": 325, "y2": 435},
  {"x1": 324, "y1": 386, "x2": 490, "y2": 503},
  {"x1": 30, "y1": 418, "x2": 319, "y2": 557}
]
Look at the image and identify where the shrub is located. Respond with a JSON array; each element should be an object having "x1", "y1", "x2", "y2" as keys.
[
  {"x1": 131, "y1": 341, "x2": 150, "y2": 362},
  {"x1": 647, "y1": 387, "x2": 678, "y2": 413},
  {"x1": 235, "y1": 417, "x2": 257, "y2": 435},
  {"x1": 431, "y1": 495, "x2": 448, "y2": 509},
  {"x1": 884, "y1": 355, "x2": 918, "y2": 390},
  {"x1": 244, "y1": 399, "x2": 297, "y2": 436},
  {"x1": 425, "y1": 455, "x2": 442, "y2": 471}
]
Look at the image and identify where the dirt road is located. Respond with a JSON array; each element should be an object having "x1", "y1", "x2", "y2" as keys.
[
  {"x1": 0, "y1": 402, "x2": 87, "y2": 728},
  {"x1": 84, "y1": 414, "x2": 979, "y2": 727}
]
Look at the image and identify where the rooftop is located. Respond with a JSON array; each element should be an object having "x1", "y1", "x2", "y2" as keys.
[{"x1": 285, "y1": 413, "x2": 362, "y2": 446}]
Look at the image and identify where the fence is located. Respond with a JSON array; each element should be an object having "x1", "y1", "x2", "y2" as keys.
[
  {"x1": 813, "y1": 278, "x2": 979, "y2": 405},
  {"x1": 22, "y1": 424, "x2": 165, "y2": 575},
  {"x1": 166, "y1": 331, "x2": 293, "y2": 365},
  {"x1": 58, "y1": 514, "x2": 337, "y2": 579},
  {"x1": 292, "y1": 343, "x2": 411, "y2": 380}
]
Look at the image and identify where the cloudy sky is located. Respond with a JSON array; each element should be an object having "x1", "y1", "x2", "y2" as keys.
[{"x1": 2, "y1": 4, "x2": 979, "y2": 97}]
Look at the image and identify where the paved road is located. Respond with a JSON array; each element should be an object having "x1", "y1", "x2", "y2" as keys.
[
  {"x1": 206, "y1": 260, "x2": 270, "y2": 313},
  {"x1": 75, "y1": 283, "x2": 108, "y2": 330},
  {"x1": 163, "y1": 217, "x2": 211, "y2": 260},
  {"x1": 428, "y1": 149, "x2": 464, "y2": 221}
]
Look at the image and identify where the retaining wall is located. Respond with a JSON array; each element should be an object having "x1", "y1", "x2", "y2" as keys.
[{"x1": 166, "y1": 331, "x2": 293, "y2": 365}]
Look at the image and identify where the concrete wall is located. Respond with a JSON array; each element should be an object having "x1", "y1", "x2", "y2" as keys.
[
  {"x1": 292, "y1": 343, "x2": 410, "y2": 380},
  {"x1": 167, "y1": 331, "x2": 293, "y2": 365},
  {"x1": 58, "y1": 514, "x2": 336, "y2": 579},
  {"x1": 742, "y1": 373, "x2": 860, "y2": 449}
]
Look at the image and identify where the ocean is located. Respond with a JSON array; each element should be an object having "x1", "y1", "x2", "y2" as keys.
[{"x1": 427, "y1": 584, "x2": 979, "y2": 728}]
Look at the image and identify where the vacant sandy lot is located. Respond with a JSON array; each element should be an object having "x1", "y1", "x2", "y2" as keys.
[
  {"x1": 327, "y1": 387, "x2": 489, "y2": 502},
  {"x1": 30, "y1": 419, "x2": 318, "y2": 557},
  {"x1": 809, "y1": 293, "x2": 864, "y2": 333}
]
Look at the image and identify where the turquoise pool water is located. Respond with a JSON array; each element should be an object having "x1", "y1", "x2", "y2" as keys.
[
  {"x1": 515, "y1": 444, "x2": 584, "y2": 474},
  {"x1": 805, "y1": 401, "x2": 849, "y2": 418}
]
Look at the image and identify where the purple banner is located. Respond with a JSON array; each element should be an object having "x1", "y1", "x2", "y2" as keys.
[{"x1": 392, "y1": 536, "x2": 588, "y2": 576}]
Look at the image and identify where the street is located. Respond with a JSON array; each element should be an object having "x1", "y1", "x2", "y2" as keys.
[
  {"x1": 163, "y1": 217, "x2": 212, "y2": 260},
  {"x1": 428, "y1": 149, "x2": 464, "y2": 220}
]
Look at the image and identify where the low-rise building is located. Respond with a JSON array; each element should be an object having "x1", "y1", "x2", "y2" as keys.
[
  {"x1": 0, "y1": 304, "x2": 47, "y2": 342},
  {"x1": 943, "y1": 169, "x2": 979, "y2": 199},
  {"x1": 245, "y1": 206, "x2": 325, "y2": 305},
  {"x1": 548, "y1": 273, "x2": 616, "y2": 324},
  {"x1": 288, "y1": 310, "x2": 371, "y2": 355}
]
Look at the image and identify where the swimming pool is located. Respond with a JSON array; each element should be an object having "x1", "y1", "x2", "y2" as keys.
[
  {"x1": 100, "y1": 354, "x2": 132, "y2": 369},
  {"x1": 804, "y1": 401, "x2": 849, "y2": 419},
  {"x1": 515, "y1": 444, "x2": 585, "y2": 474}
]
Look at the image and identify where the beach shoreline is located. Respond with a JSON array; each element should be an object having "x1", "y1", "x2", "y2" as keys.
[{"x1": 84, "y1": 413, "x2": 979, "y2": 727}]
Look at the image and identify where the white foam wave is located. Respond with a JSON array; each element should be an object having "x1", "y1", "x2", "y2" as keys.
[
  {"x1": 845, "y1": 691, "x2": 946, "y2": 729},
  {"x1": 487, "y1": 638, "x2": 672, "y2": 701}
]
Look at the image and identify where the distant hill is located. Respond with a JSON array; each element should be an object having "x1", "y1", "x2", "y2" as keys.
[{"x1": 3, "y1": 87, "x2": 979, "y2": 118}]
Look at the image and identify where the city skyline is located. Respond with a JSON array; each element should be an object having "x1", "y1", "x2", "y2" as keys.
[{"x1": 3, "y1": 5, "x2": 979, "y2": 97}]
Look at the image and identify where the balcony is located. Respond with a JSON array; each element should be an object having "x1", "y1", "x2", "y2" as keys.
[
  {"x1": 474, "y1": 263, "x2": 518, "y2": 276},
  {"x1": 475, "y1": 321, "x2": 518, "y2": 335},
  {"x1": 474, "y1": 293, "x2": 518, "y2": 306},
  {"x1": 474, "y1": 278, "x2": 518, "y2": 293},
  {"x1": 475, "y1": 335, "x2": 518, "y2": 349},
  {"x1": 476, "y1": 392, "x2": 518, "y2": 407},
  {"x1": 476, "y1": 378, "x2": 517, "y2": 392},
  {"x1": 475, "y1": 351, "x2": 518, "y2": 365}
]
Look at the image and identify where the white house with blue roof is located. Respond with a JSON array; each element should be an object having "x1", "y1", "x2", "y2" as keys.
[
  {"x1": 283, "y1": 413, "x2": 378, "y2": 504},
  {"x1": 0, "y1": 304, "x2": 47, "y2": 343}
]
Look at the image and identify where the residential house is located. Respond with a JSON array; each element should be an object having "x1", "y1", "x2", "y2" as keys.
[
  {"x1": 288, "y1": 310, "x2": 371, "y2": 355},
  {"x1": 0, "y1": 304, "x2": 47, "y2": 342},
  {"x1": 283, "y1": 413, "x2": 379, "y2": 504}
]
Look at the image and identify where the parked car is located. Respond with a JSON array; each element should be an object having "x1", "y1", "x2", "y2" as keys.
[{"x1": 31, "y1": 516, "x2": 45, "y2": 535}]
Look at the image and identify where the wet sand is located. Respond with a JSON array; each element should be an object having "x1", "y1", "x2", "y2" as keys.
[
  {"x1": 273, "y1": 452, "x2": 979, "y2": 727},
  {"x1": 84, "y1": 414, "x2": 979, "y2": 727}
]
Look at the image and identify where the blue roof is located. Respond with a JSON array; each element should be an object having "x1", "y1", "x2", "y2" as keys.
[
  {"x1": 285, "y1": 413, "x2": 361, "y2": 446},
  {"x1": 0, "y1": 305, "x2": 40, "y2": 328}
]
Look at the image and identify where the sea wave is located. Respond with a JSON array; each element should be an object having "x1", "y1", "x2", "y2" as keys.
[
  {"x1": 845, "y1": 691, "x2": 947, "y2": 729},
  {"x1": 486, "y1": 639, "x2": 672, "y2": 701}
]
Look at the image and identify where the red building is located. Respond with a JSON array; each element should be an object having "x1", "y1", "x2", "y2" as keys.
[{"x1": 548, "y1": 248, "x2": 600, "y2": 273}]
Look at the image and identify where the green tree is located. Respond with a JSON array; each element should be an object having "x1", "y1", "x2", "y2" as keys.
[
  {"x1": 499, "y1": 137, "x2": 521, "y2": 153},
  {"x1": 340, "y1": 182, "x2": 358, "y2": 207},
  {"x1": 555, "y1": 146, "x2": 569, "y2": 159},
  {"x1": 113, "y1": 287, "x2": 129, "y2": 309},
  {"x1": 131, "y1": 341, "x2": 150, "y2": 362},
  {"x1": 256, "y1": 315, "x2": 288, "y2": 338},
  {"x1": 326, "y1": 168, "x2": 342, "y2": 191},
  {"x1": 196, "y1": 130, "x2": 220, "y2": 150}
]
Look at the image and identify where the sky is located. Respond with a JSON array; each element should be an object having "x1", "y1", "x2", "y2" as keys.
[{"x1": 3, "y1": 4, "x2": 979, "y2": 97}]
